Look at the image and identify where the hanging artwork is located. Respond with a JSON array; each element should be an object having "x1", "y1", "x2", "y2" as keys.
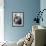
[{"x1": 12, "y1": 12, "x2": 24, "y2": 27}]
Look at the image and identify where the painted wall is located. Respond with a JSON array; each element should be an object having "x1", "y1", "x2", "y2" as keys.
[
  {"x1": 40, "y1": 0, "x2": 46, "y2": 27},
  {"x1": 4, "y1": 0, "x2": 40, "y2": 42}
]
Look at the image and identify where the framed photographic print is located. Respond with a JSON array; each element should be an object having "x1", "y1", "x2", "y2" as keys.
[{"x1": 12, "y1": 12, "x2": 24, "y2": 27}]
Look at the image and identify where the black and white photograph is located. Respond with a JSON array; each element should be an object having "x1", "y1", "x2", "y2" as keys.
[{"x1": 12, "y1": 12, "x2": 24, "y2": 27}]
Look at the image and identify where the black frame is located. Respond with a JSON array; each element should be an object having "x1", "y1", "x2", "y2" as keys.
[{"x1": 12, "y1": 12, "x2": 24, "y2": 27}]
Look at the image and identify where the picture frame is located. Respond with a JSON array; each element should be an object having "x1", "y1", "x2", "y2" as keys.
[{"x1": 12, "y1": 12, "x2": 24, "y2": 27}]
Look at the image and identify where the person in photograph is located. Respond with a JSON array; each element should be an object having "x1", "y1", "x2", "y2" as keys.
[{"x1": 14, "y1": 14, "x2": 22, "y2": 25}]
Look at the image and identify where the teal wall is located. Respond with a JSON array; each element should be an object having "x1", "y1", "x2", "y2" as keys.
[
  {"x1": 40, "y1": 0, "x2": 46, "y2": 27},
  {"x1": 4, "y1": 0, "x2": 40, "y2": 42}
]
